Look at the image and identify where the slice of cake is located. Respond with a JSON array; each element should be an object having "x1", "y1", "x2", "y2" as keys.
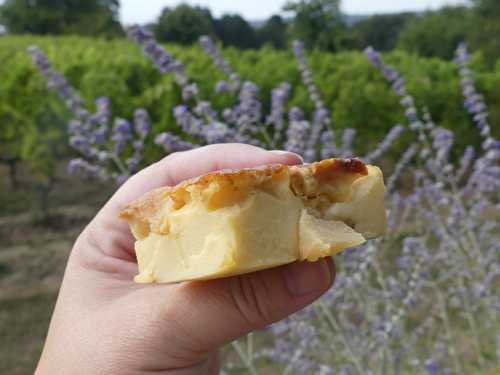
[{"x1": 120, "y1": 159, "x2": 387, "y2": 283}]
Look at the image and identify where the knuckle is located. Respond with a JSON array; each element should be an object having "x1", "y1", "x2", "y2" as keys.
[{"x1": 229, "y1": 273, "x2": 279, "y2": 329}]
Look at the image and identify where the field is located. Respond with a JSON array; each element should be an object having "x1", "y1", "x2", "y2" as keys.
[
  {"x1": 0, "y1": 162, "x2": 113, "y2": 374},
  {"x1": 1, "y1": 31, "x2": 499, "y2": 374},
  {"x1": 1, "y1": 164, "x2": 497, "y2": 374}
]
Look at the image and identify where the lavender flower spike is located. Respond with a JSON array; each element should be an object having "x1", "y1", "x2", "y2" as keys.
[
  {"x1": 199, "y1": 35, "x2": 241, "y2": 92},
  {"x1": 27, "y1": 46, "x2": 85, "y2": 118},
  {"x1": 455, "y1": 43, "x2": 498, "y2": 151},
  {"x1": 293, "y1": 40, "x2": 325, "y2": 111},
  {"x1": 293, "y1": 40, "x2": 332, "y2": 161},
  {"x1": 267, "y1": 82, "x2": 291, "y2": 145},
  {"x1": 365, "y1": 46, "x2": 424, "y2": 132},
  {"x1": 155, "y1": 132, "x2": 196, "y2": 153},
  {"x1": 364, "y1": 125, "x2": 406, "y2": 163},
  {"x1": 127, "y1": 25, "x2": 188, "y2": 86}
]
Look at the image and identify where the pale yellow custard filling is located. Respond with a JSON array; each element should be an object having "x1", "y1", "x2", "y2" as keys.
[{"x1": 122, "y1": 160, "x2": 387, "y2": 283}]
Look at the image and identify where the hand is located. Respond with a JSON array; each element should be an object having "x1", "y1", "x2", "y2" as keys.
[{"x1": 36, "y1": 144, "x2": 335, "y2": 375}]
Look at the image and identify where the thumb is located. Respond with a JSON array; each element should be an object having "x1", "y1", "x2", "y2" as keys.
[{"x1": 148, "y1": 258, "x2": 335, "y2": 361}]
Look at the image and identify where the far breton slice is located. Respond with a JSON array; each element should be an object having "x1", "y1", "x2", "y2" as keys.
[{"x1": 120, "y1": 159, "x2": 387, "y2": 283}]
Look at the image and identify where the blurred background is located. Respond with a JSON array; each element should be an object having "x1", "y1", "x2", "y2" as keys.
[{"x1": 0, "y1": 1, "x2": 499, "y2": 374}]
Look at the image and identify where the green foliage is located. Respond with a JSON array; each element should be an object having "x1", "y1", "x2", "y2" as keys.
[
  {"x1": 0, "y1": 35, "x2": 499, "y2": 179},
  {"x1": 470, "y1": 0, "x2": 500, "y2": 66},
  {"x1": 214, "y1": 14, "x2": 258, "y2": 49},
  {"x1": 397, "y1": 7, "x2": 471, "y2": 60},
  {"x1": 256, "y1": 16, "x2": 288, "y2": 50},
  {"x1": 155, "y1": 5, "x2": 215, "y2": 45},
  {"x1": 285, "y1": 0, "x2": 344, "y2": 51},
  {"x1": 0, "y1": 0, "x2": 123, "y2": 37},
  {"x1": 0, "y1": 44, "x2": 66, "y2": 184},
  {"x1": 347, "y1": 13, "x2": 415, "y2": 51}
]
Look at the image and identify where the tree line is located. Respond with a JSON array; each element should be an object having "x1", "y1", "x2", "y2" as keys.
[{"x1": 0, "y1": 0, "x2": 499, "y2": 63}]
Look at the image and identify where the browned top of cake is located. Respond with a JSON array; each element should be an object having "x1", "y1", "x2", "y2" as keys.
[{"x1": 120, "y1": 159, "x2": 368, "y2": 224}]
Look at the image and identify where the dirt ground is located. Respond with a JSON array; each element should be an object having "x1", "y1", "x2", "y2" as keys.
[{"x1": 0, "y1": 162, "x2": 114, "y2": 374}]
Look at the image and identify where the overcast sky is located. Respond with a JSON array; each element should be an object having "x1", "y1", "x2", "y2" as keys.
[{"x1": 121, "y1": 0, "x2": 469, "y2": 25}]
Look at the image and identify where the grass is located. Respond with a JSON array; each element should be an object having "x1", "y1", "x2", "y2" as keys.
[
  {"x1": 0, "y1": 160, "x2": 111, "y2": 375},
  {"x1": 0, "y1": 293, "x2": 57, "y2": 375},
  {"x1": 0, "y1": 263, "x2": 13, "y2": 281},
  {"x1": 0, "y1": 161, "x2": 114, "y2": 219}
]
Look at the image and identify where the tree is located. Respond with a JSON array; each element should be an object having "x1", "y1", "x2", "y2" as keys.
[
  {"x1": 284, "y1": 0, "x2": 344, "y2": 51},
  {"x1": 155, "y1": 5, "x2": 215, "y2": 45},
  {"x1": 349, "y1": 13, "x2": 415, "y2": 51},
  {"x1": 397, "y1": 7, "x2": 471, "y2": 60},
  {"x1": 0, "y1": 0, "x2": 123, "y2": 37},
  {"x1": 214, "y1": 14, "x2": 258, "y2": 49},
  {"x1": 470, "y1": 0, "x2": 500, "y2": 65},
  {"x1": 256, "y1": 15, "x2": 288, "y2": 49}
]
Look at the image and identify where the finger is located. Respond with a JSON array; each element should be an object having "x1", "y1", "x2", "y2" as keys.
[
  {"x1": 80, "y1": 144, "x2": 303, "y2": 264},
  {"x1": 147, "y1": 258, "x2": 335, "y2": 364}
]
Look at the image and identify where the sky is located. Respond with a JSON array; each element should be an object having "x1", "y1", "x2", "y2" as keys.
[{"x1": 121, "y1": 0, "x2": 469, "y2": 25}]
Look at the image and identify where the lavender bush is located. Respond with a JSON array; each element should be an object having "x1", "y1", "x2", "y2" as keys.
[{"x1": 28, "y1": 29, "x2": 499, "y2": 374}]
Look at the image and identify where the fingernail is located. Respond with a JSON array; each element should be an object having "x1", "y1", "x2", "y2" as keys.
[
  {"x1": 284, "y1": 259, "x2": 332, "y2": 297},
  {"x1": 269, "y1": 150, "x2": 304, "y2": 163}
]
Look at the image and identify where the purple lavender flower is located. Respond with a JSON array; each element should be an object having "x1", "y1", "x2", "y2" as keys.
[
  {"x1": 424, "y1": 358, "x2": 439, "y2": 374},
  {"x1": 320, "y1": 130, "x2": 337, "y2": 159},
  {"x1": 215, "y1": 80, "x2": 230, "y2": 94},
  {"x1": 285, "y1": 120, "x2": 310, "y2": 156},
  {"x1": 199, "y1": 35, "x2": 241, "y2": 92},
  {"x1": 27, "y1": 46, "x2": 155, "y2": 185},
  {"x1": 115, "y1": 174, "x2": 130, "y2": 185},
  {"x1": 222, "y1": 108, "x2": 237, "y2": 124},
  {"x1": 386, "y1": 143, "x2": 418, "y2": 192},
  {"x1": 340, "y1": 128, "x2": 356, "y2": 158},
  {"x1": 134, "y1": 108, "x2": 151, "y2": 139},
  {"x1": 304, "y1": 108, "x2": 331, "y2": 162},
  {"x1": 68, "y1": 120, "x2": 83, "y2": 135},
  {"x1": 455, "y1": 146, "x2": 475, "y2": 183},
  {"x1": 173, "y1": 105, "x2": 204, "y2": 137},
  {"x1": 364, "y1": 125, "x2": 405, "y2": 163},
  {"x1": 155, "y1": 132, "x2": 195, "y2": 153},
  {"x1": 27, "y1": 45, "x2": 85, "y2": 118},
  {"x1": 455, "y1": 42, "x2": 499, "y2": 200},
  {"x1": 234, "y1": 81, "x2": 261, "y2": 137},
  {"x1": 203, "y1": 122, "x2": 235, "y2": 144},
  {"x1": 69, "y1": 135, "x2": 89, "y2": 150},
  {"x1": 392, "y1": 78, "x2": 407, "y2": 96},
  {"x1": 365, "y1": 46, "x2": 425, "y2": 133},
  {"x1": 293, "y1": 40, "x2": 325, "y2": 110},
  {"x1": 67, "y1": 158, "x2": 88, "y2": 175},
  {"x1": 182, "y1": 83, "x2": 199, "y2": 101},
  {"x1": 455, "y1": 43, "x2": 494, "y2": 142},
  {"x1": 126, "y1": 157, "x2": 140, "y2": 173},
  {"x1": 128, "y1": 25, "x2": 188, "y2": 86},
  {"x1": 194, "y1": 101, "x2": 217, "y2": 120},
  {"x1": 267, "y1": 82, "x2": 291, "y2": 145},
  {"x1": 431, "y1": 127, "x2": 454, "y2": 161},
  {"x1": 288, "y1": 107, "x2": 304, "y2": 123},
  {"x1": 111, "y1": 118, "x2": 132, "y2": 155},
  {"x1": 67, "y1": 158, "x2": 109, "y2": 181},
  {"x1": 95, "y1": 96, "x2": 111, "y2": 125}
]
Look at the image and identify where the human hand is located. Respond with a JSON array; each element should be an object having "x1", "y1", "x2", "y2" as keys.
[{"x1": 36, "y1": 144, "x2": 335, "y2": 375}]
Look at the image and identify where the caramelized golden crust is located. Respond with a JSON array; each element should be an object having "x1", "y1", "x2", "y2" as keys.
[
  {"x1": 121, "y1": 158, "x2": 386, "y2": 283},
  {"x1": 119, "y1": 159, "x2": 368, "y2": 224},
  {"x1": 120, "y1": 164, "x2": 286, "y2": 222},
  {"x1": 309, "y1": 158, "x2": 368, "y2": 182}
]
